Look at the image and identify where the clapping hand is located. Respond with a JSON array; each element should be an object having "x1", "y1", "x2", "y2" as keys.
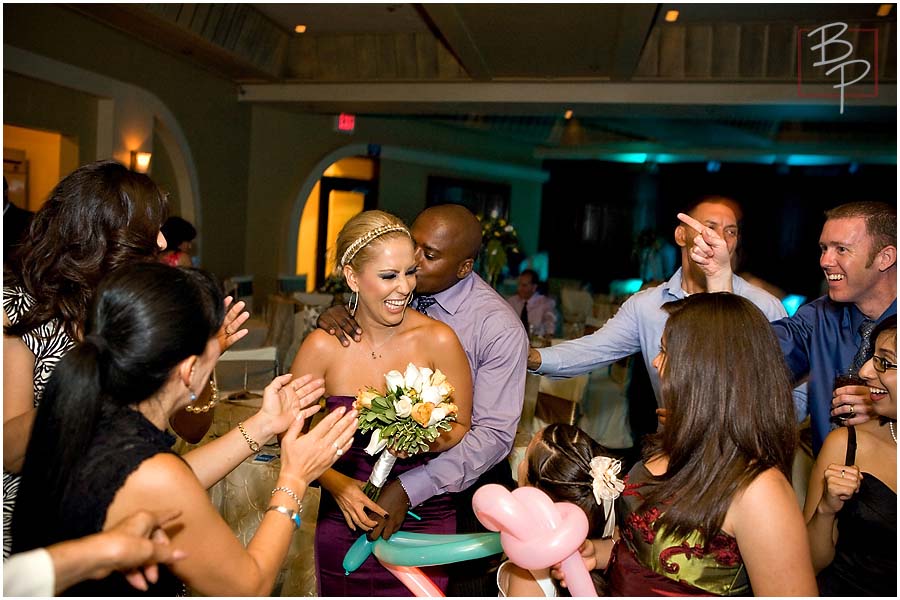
[
  {"x1": 217, "y1": 296, "x2": 251, "y2": 353},
  {"x1": 818, "y1": 463, "x2": 862, "y2": 515},
  {"x1": 279, "y1": 404, "x2": 359, "y2": 494},
  {"x1": 259, "y1": 373, "x2": 326, "y2": 438}
]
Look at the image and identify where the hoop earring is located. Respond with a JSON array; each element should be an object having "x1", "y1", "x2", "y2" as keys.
[{"x1": 348, "y1": 291, "x2": 359, "y2": 317}]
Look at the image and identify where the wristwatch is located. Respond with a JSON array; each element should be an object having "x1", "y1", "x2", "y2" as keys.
[
  {"x1": 237, "y1": 421, "x2": 261, "y2": 452},
  {"x1": 266, "y1": 505, "x2": 302, "y2": 529}
]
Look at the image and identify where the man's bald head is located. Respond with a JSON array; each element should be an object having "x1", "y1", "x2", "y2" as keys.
[
  {"x1": 411, "y1": 204, "x2": 484, "y2": 295},
  {"x1": 415, "y1": 204, "x2": 483, "y2": 260}
]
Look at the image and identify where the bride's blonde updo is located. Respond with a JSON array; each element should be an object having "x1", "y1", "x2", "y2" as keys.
[{"x1": 335, "y1": 210, "x2": 412, "y2": 273}]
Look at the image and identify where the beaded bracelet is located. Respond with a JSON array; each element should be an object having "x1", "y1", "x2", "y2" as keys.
[
  {"x1": 266, "y1": 505, "x2": 301, "y2": 530},
  {"x1": 271, "y1": 486, "x2": 303, "y2": 511}
]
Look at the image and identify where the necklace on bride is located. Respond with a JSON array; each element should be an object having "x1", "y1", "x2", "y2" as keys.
[
  {"x1": 890, "y1": 420, "x2": 897, "y2": 444},
  {"x1": 363, "y1": 327, "x2": 399, "y2": 360}
]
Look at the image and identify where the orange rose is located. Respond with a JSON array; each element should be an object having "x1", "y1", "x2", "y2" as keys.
[
  {"x1": 437, "y1": 402, "x2": 458, "y2": 417},
  {"x1": 411, "y1": 402, "x2": 434, "y2": 427}
]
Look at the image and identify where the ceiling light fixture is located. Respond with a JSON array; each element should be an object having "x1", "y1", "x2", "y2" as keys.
[
  {"x1": 564, "y1": 109, "x2": 573, "y2": 120},
  {"x1": 665, "y1": 10, "x2": 679, "y2": 23},
  {"x1": 877, "y1": 4, "x2": 892, "y2": 17},
  {"x1": 294, "y1": 24, "x2": 307, "y2": 33}
]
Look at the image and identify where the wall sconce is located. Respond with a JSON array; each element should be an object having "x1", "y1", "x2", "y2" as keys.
[{"x1": 130, "y1": 151, "x2": 152, "y2": 174}]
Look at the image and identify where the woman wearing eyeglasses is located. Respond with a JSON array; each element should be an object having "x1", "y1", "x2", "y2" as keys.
[{"x1": 803, "y1": 315, "x2": 896, "y2": 597}]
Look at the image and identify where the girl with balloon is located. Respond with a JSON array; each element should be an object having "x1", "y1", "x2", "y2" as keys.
[{"x1": 498, "y1": 423, "x2": 622, "y2": 596}]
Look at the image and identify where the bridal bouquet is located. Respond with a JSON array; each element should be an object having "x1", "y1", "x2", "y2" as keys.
[{"x1": 354, "y1": 363, "x2": 458, "y2": 500}]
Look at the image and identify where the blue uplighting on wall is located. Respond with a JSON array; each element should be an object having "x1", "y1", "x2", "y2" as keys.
[
  {"x1": 781, "y1": 294, "x2": 807, "y2": 317},
  {"x1": 610, "y1": 278, "x2": 644, "y2": 296}
]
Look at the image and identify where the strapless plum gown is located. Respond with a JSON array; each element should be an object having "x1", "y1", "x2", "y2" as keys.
[{"x1": 314, "y1": 396, "x2": 456, "y2": 596}]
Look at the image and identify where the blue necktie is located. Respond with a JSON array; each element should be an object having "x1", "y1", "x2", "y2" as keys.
[
  {"x1": 850, "y1": 319, "x2": 877, "y2": 374},
  {"x1": 416, "y1": 296, "x2": 437, "y2": 315}
]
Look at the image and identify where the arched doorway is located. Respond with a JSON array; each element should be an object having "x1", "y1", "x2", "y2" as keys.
[{"x1": 295, "y1": 154, "x2": 378, "y2": 291}]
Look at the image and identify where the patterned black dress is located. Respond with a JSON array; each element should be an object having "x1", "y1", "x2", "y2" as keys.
[{"x1": 3, "y1": 287, "x2": 74, "y2": 558}]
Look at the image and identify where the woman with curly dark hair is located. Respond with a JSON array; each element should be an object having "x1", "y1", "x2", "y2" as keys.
[
  {"x1": 2, "y1": 160, "x2": 170, "y2": 557},
  {"x1": 3, "y1": 163, "x2": 249, "y2": 558}
]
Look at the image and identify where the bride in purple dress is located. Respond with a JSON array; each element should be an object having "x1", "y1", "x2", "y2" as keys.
[{"x1": 290, "y1": 210, "x2": 473, "y2": 596}]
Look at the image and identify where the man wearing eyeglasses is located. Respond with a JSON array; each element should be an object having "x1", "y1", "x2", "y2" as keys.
[{"x1": 683, "y1": 201, "x2": 896, "y2": 455}]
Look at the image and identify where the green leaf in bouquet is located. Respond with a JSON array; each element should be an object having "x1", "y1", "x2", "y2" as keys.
[
  {"x1": 384, "y1": 408, "x2": 396, "y2": 421},
  {"x1": 365, "y1": 412, "x2": 379, "y2": 422},
  {"x1": 419, "y1": 441, "x2": 429, "y2": 453}
]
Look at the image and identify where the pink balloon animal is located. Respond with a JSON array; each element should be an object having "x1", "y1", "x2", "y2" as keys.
[{"x1": 472, "y1": 484, "x2": 597, "y2": 597}]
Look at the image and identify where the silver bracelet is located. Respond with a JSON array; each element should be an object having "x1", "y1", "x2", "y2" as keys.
[
  {"x1": 271, "y1": 486, "x2": 303, "y2": 511},
  {"x1": 266, "y1": 505, "x2": 301, "y2": 530}
]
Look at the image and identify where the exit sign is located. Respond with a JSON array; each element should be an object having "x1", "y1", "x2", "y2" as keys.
[{"x1": 335, "y1": 113, "x2": 356, "y2": 133}]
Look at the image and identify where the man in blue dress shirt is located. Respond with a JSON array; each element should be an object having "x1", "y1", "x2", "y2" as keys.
[
  {"x1": 683, "y1": 201, "x2": 896, "y2": 454},
  {"x1": 528, "y1": 197, "x2": 796, "y2": 420}
]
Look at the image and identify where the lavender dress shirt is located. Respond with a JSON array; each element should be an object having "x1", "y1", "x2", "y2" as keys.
[{"x1": 399, "y1": 272, "x2": 529, "y2": 508}]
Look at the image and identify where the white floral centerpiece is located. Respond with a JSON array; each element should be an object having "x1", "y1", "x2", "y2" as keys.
[{"x1": 354, "y1": 363, "x2": 458, "y2": 500}]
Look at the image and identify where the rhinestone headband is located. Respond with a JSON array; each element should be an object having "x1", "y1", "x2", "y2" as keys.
[{"x1": 340, "y1": 225, "x2": 410, "y2": 267}]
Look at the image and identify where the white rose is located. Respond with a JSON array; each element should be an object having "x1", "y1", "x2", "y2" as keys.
[
  {"x1": 394, "y1": 396, "x2": 413, "y2": 418},
  {"x1": 384, "y1": 370, "x2": 405, "y2": 394},
  {"x1": 419, "y1": 385, "x2": 442, "y2": 405},
  {"x1": 427, "y1": 406, "x2": 449, "y2": 427},
  {"x1": 403, "y1": 363, "x2": 421, "y2": 392},
  {"x1": 437, "y1": 382, "x2": 454, "y2": 399},
  {"x1": 364, "y1": 429, "x2": 388, "y2": 456},
  {"x1": 415, "y1": 367, "x2": 434, "y2": 392}
]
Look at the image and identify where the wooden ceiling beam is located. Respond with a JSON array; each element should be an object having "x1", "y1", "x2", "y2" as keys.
[{"x1": 417, "y1": 4, "x2": 493, "y2": 80}]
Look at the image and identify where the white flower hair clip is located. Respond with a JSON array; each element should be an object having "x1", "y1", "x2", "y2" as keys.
[{"x1": 589, "y1": 456, "x2": 624, "y2": 537}]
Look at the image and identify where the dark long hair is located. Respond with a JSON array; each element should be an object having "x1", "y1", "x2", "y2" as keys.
[
  {"x1": 4, "y1": 160, "x2": 168, "y2": 341},
  {"x1": 641, "y1": 292, "x2": 796, "y2": 544},
  {"x1": 526, "y1": 423, "x2": 613, "y2": 595},
  {"x1": 525, "y1": 423, "x2": 613, "y2": 541},
  {"x1": 11, "y1": 263, "x2": 224, "y2": 553}
]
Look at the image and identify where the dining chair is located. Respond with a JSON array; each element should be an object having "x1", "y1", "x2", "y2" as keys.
[{"x1": 216, "y1": 346, "x2": 278, "y2": 399}]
